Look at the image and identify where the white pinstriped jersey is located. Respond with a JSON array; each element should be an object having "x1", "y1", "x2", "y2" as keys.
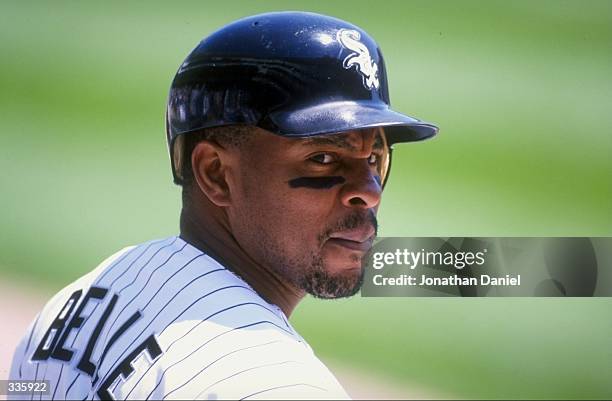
[{"x1": 9, "y1": 236, "x2": 350, "y2": 400}]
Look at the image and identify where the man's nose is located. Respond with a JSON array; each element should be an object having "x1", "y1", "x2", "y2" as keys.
[{"x1": 339, "y1": 160, "x2": 382, "y2": 209}]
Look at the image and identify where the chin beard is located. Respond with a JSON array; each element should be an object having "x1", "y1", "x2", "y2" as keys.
[
  {"x1": 296, "y1": 210, "x2": 375, "y2": 299},
  {"x1": 253, "y1": 210, "x2": 375, "y2": 299},
  {"x1": 297, "y1": 255, "x2": 365, "y2": 299}
]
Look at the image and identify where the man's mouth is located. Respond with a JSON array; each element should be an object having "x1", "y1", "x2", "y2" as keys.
[{"x1": 326, "y1": 226, "x2": 376, "y2": 252}]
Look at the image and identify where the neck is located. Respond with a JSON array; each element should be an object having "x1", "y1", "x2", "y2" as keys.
[{"x1": 179, "y1": 193, "x2": 305, "y2": 317}]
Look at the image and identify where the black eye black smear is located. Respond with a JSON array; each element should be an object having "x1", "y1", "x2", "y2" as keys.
[
  {"x1": 374, "y1": 175, "x2": 382, "y2": 186},
  {"x1": 288, "y1": 176, "x2": 346, "y2": 189}
]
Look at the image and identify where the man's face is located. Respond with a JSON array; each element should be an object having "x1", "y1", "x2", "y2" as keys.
[{"x1": 225, "y1": 127, "x2": 388, "y2": 299}]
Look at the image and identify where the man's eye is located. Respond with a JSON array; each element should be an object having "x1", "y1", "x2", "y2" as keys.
[
  {"x1": 368, "y1": 153, "x2": 379, "y2": 165},
  {"x1": 309, "y1": 153, "x2": 336, "y2": 164}
]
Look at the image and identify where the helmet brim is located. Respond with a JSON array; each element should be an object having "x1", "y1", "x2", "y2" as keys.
[{"x1": 267, "y1": 100, "x2": 438, "y2": 146}]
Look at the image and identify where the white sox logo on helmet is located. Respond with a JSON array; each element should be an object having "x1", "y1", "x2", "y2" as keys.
[{"x1": 337, "y1": 28, "x2": 380, "y2": 90}]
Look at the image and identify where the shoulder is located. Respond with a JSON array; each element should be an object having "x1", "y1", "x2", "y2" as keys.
[
  {"x1": 12, "y1": 237, "x2": 173, "y2": 356},
  {"x1": 9, "y1": 237, "x2": 181, "y2": 390}
]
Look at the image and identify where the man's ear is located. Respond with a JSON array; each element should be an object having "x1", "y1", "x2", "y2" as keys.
[{"x1": 191, "y1": 141, "x2": 232, "y2": 207}]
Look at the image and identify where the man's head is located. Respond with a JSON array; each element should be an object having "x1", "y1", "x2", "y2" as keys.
[
  {"x1": 166, "y1": 11, "x2": 438, "y2": 299},
  {"x1": 182, "y1": 125, "x2": 386, "y2": 298}
]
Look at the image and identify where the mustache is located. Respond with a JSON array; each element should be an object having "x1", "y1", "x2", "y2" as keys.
[{"x1": 319, "y1": 210, "x2": 378, "y2": 243}]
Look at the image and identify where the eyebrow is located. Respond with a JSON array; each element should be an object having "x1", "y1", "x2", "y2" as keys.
[
  {"x1": 302, "y1": 132, "x2": 385, "y2": 151},
  {"x1": 302, "y1": 135, "x2": 357, "y2": 151}
]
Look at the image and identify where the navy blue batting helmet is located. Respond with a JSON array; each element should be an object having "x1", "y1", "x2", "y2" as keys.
[{"x1": 166, "y1": 11, "x2": 438, "y2": 184}]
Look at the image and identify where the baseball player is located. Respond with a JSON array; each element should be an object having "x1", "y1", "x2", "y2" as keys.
[{"x1": 9, "y1": 11, "x2": 437, "y2": 400}]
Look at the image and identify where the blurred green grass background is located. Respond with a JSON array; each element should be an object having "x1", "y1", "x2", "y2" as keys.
[{"x1": 0, "y1": 1, "x2": 610, "y2": 399}]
